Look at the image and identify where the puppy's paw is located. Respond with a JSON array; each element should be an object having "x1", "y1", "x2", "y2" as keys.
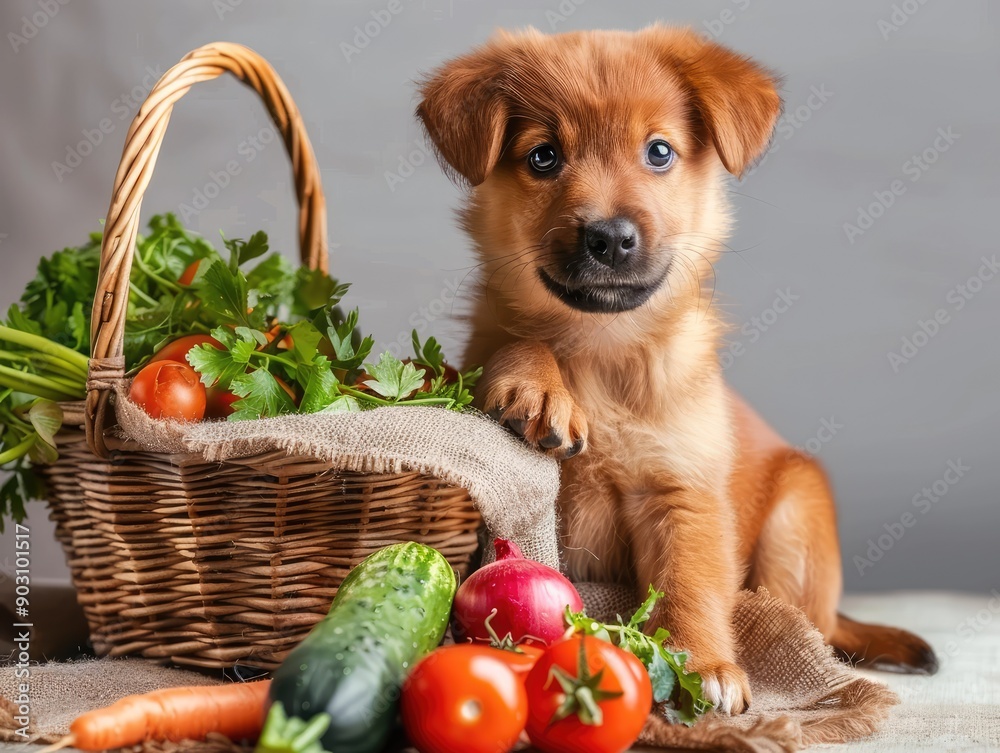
[
  {"x1": 483, "y1": 380, "x2": 588, "y2": 459},
  {"x1": 696, "y1": 662, "x2": 751, "y2": 715}
]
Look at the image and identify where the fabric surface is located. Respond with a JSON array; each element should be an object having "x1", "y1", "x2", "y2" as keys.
[
  {"x1": 582, "y1": 585, "x2": 898, "y2": 752},
  {"x1": 0, "y1": 589, "x2": 897, "y2": 752},
  {"x1": 0, "y1": 392, "x2": 907, "y2": 751},
  {"x1": 813, "y1": 591, "x2": 1000, "y2": 753},
  {"x1": 112, "y1": 387, "x2": 563, "y2": 568},
  {"x1": 0, "y1": 661, "x2": 222, "y2": 746}
]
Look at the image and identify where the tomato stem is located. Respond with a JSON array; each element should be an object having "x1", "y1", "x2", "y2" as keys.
[{"x1": 546, "y1": 635, "x2": 623, "y2": 728}]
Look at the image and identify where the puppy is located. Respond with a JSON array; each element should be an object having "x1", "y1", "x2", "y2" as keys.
[{"x1": 417, "y1": 26, "x2": 938, "y2": 714}]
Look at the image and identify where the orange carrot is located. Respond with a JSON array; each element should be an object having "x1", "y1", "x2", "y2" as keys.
[{"x1": 46, "y1": 680, "x2": 270, "y2": 752}]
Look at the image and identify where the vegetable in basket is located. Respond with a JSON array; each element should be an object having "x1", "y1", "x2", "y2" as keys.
[
  {"x1": 257, "y1": 542, "x2": 457, "y2": 753},
  {"x1": 0, "y1": 325, "x2": 89, "y2": 528},
  {"x1": 0, "y1": 214, "x2": 480, "y2": 527}
]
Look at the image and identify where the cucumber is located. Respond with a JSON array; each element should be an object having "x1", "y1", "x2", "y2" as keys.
[{"x1": 257, "y1": 542, "x2": 456, "y2": 753}]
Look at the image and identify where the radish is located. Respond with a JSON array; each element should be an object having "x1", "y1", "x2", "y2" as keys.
[{"x1": 452, "y1": 539, "x2": 584, "y2": 646}]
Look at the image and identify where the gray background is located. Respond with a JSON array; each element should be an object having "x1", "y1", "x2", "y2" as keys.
[{"x1": 0, "y1": 0, "x2": 996, "y2": 594}]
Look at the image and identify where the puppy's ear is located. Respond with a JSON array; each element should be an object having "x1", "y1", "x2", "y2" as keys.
[
  {"x1": 417, "y1": 47, "x2": 507, "y2": 186},
  {"x1": 650, "y1": 28, "x2": 782, "y2": 177}
]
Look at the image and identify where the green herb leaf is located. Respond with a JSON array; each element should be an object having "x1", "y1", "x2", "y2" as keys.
[
  {"x1": 412, "y1": 331, "x2": 445, "y2": 377},
  {"x1": 26, "y1": 400, "x2": 62, "y2": 448},
  {"x1": 0, "y1": 470, "x2": 42, "y2": 533},
  {"x1": 247, "y1": 254, "x2": 296, "y2": 313},
  {"x1": 284, "y1": 322, "x2": 323, "y2": 365},
  {"x1": 225, "y1": 230, "x2": 270, "y2": 268},
  {"x1": 564, "y1": 588, "x2": 711, "y2": 725},
  {"x1": 647, "y1": 648, "x2": 677, "y2": 702},
  {"x1": 293, "y1": 268, "x2": 350, "y2": 316},
  {"x1": 228, "y1": 369, "x2": 297, "y2": 420},
  {"x1": 297, "y1": 354, "x2": 342, "y2": 414},
  {"x1": 196, "y1": 258, "x2": 264, "y2": 330},
  {"x1": 363, "y1": 353, "x2": 426, "y2": 401},
  {"x1": 318, "y1": 394, "x2": 361, "y2": 413},
  {"x1": 187, "y1": 327, "x2": 258, "y2": 389},
  {"x1": 325, "y1": 308, "x2": 374, "y2": 375},
  {"x1": 629, "y1": 585, "x2": 664, "y2": 630}
]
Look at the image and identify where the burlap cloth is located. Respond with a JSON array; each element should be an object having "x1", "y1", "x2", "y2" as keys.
[{"x1": 0, "y1": 392, "x2": 897, "y2": 751}]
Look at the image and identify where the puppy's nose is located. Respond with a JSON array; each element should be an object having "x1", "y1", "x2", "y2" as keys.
[{"x1": 584, "y1": 218, "x2": 639, "y2": 268}]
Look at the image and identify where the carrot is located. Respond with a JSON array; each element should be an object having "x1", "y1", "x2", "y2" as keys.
[{"x1": 45, "y1": 680, "x2": 271, "y2": 752}]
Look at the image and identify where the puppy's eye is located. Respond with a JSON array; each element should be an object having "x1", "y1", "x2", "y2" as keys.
[
  {"x1": 528, "y1": 144, "x2": 560, "y2": 174},
  {"x1": 645, "y1": 140, "x2": 675, "y2": 170}
]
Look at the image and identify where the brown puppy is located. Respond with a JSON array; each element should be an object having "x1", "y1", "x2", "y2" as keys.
[{"x1": 417, "y1": 26, "x2": 938, "y2": 714}]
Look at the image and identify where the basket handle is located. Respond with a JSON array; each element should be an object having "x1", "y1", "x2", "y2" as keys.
[{"x1": 85, "y1": 42, "x2": 328, "y2": 457}]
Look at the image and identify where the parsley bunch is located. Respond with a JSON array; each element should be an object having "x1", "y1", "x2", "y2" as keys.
[
  {"x1": 1, "y1": 214, "x2": 479, "y2": 526},
  {"x1": 565, "y1": 587, "x2": 712, "y2": 725}
]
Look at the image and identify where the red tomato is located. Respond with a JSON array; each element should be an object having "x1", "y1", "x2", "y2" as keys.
[
  {"x1": 205, "y1": 387, "x2": 240, "y2": 418},
  {"x1": 525, "y1": 636, "x2": 652, "y2": 753},
  {"x1": 150, "y1": 335, "x2": 236, "y2": 418},
  {"x1": 401, "y1": 644, "x2": 528, "y2": 753},
  {"x1": 150, "y1": 334, "x2": 223, "y2": 364},
  {"x1": 499, "y1": 644, "x2": 544, "y2": 682},
  {"x1": 178, "y1": 259, "x2": 202, "y2": 286},
  {"x1": 129, "y1": 360, "x2": 207, "y2": 422}
]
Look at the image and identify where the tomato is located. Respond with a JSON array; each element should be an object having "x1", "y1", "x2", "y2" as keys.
[
  {"x1": 401, "y1": 644, "x2": 528, "y2": 753},
  {"x1": 149, "y1": 335, "x2": 234, "y2": 418},
  {"x1": 150, "y1": 334, "x2": 223, "y2": 364},
  {"x1": 204, "y1": 387, "x2": 239, "y2": 418},
  {"x1": 525, "y1": 636, "x2": 652, "y2": 753},
  {"x1": 178, "y1": 259, "x2": 202, "y2": 286},
  {"x1": 502, "y1": 643, "x2": 544, "y2": 681},
  {"x1": 129, "y1": 360, "x2": 207, "y2": 422}
]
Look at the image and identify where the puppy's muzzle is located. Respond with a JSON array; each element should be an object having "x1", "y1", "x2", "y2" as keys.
[{"x1": 583, "y1": 217, "x2": 639, "y2": 270}]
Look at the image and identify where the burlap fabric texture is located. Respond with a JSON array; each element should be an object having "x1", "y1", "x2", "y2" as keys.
[{"x1": 0, "y1": 394, "x2": 896, "y2": 751}]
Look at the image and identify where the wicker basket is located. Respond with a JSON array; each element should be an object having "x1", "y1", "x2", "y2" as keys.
[{"x1": 40, "y1": 42, "x2": 481, "y2": 670}]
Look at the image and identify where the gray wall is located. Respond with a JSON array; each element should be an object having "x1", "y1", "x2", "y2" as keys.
[{"x1": 0, "y1": 0, "x2": 997, "y2": 593}]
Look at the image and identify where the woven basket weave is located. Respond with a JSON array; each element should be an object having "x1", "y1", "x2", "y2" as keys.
[{"x1": 40, "y1": 42, "x2": 481, "y2": 669}]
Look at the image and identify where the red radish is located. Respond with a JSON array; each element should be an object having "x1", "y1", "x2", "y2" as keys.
[{"x1": 452, "y1": 539, "x2": 583, "y2": 646}]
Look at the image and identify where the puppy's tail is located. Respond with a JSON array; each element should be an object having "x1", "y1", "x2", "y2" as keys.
[{"x1": 831, "y1": 613, "x2": 938, "y2": 675}]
